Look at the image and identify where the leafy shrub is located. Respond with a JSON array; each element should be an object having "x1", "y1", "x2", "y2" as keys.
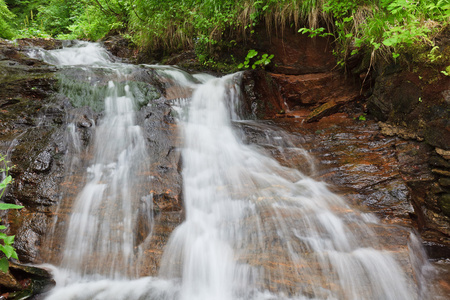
[
  {"x1": 238, "y1": 49, "x2": 274, "y2": 69},
  {"x1": 0, "y1": 0, "x2": 15, "y2": 39},
  {"x1": 0, "y1": 154, "x2": 23, "y2": 273}
]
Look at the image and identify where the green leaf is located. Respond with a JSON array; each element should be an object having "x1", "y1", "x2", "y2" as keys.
[
  {"x1": 0, "y1": 225, "x2": 6, "y2": 230},
  {"x1": 247, "y1": 49, "x2": 258, "y2": 58},
  {"x1": 0, "y1": 257, "x2": 8, "y2": 273},
  {"x1": 343, "y1": 16, "x2": 353, "y2": 22},
  {"x1": 0, "y1": 244, "x2": 15, "y2": 258},
  {"x1": 0, "y1": 203, "x2": 23, "y2": 210},
  {"x1": 382, "y1": 38, "x2": 397, "y2": 47},
  {"x1": 392, "y1": 53, "x2": 400, "y2": 59},
  {"x1": 4, "y1": 235, "x2": 14, "y2": 245},
  {"x1": 0, "y1": 175, "x2": 11, "y2": 189}
]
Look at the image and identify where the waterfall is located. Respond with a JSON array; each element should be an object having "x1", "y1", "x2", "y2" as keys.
[
  {"x1": 32, "y1": 42, "x2": 151, "y2": 280},
  {"x1": 29, "y1": 42, "x2": 430, "y2": 299},
  {"x1": 159, "y1": 74, "x2": 424, "y2": 300}
]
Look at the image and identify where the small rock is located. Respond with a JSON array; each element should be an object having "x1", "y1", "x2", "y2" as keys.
[
  {"x1": 0, "y1": 269, "x2": 21, "y2": 290},
  {"x1": 439, "y1": 177, "x2": 450, "y2": 187},
  {"x1": 306, "y1": 100, "x2": 340, "y2": 123},
  {"x1": 31, "y1": 151, "x2": 52, "y2": 172},
  {"x1": 379, "y1": 122, "x2": 423, "y2": 141},
  {"x1": 436, "y1": 148, "x2": 450, "y2": 160}
]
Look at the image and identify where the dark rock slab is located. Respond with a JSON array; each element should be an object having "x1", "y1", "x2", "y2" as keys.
[
  {"x1": 241, "y1": 69, "x2": 284, "y2": 119},
  {"x1": 0, "y1": 261, "x2": 54, "y2": 299}
]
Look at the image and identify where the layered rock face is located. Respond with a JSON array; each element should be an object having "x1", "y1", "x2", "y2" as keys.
[
  {"x1": 240, "y1": 28, "x2": 450, "y2": 256},
  {"x1": 368, "y1": 69, "x2": 450, "y2": 244}
]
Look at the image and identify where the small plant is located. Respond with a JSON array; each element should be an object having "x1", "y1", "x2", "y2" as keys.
[
  {"x1": 298, "y1": 27, "x2": 333, "y2": 38},
  {"x1": 441, "y1": 66, "x2": 450, "y2": 76},
  {"x1": 238, "y1": 49, "x2": 274, "y2": 69},
  {"x1": 354, "y1": 114, "x2": 366, "y2": 121},
  {"x1": 0, "y1": 154, "x2": 23, "y2": 273}
]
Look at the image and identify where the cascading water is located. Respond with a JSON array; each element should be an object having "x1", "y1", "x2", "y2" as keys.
[
  {"x1": 159, "y1": 74, "x2": 426, "y2": 300},
  {"x1": 28, "y1": 42, "x2": 432, "y2": 299},
  {"x1": 31, "y1": 42, "x2": 152, "y2": 280}
]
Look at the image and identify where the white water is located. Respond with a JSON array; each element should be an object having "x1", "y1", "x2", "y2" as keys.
[
  {"x1": 34, "y1": 42, "x2": 151, "y2": 281},
  {"x1": 31, "y1": 42, "x2": 429, "y2": 299}
]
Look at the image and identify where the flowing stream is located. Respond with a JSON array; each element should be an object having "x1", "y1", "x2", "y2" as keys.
[{"x1": 29, "y1": 42, "x2": 433, "y2": 299}]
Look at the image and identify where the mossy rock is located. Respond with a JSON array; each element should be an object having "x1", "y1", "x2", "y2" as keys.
[
  {"x1": 438, "y1": 194, "x2": 450, "y2": 217},
  {"x1": 58, "y1": 71, "x2": 161, "y2": 112}
]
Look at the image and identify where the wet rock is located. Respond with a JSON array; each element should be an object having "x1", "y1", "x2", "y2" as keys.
[
  {"x1": 139, "y1": 101, "x2": 183, "y2": 211},
  {"x1": 0, "y1": 261, "x2": 54, "y2": 299},
  {"x1": 0, "y1": 268, "x2": 22, "y2": 290},
  {"x1": 0, "y1": 40, "x2": 69, "y2": 265},
  {"x1": 16, "y1": 38, "x2": 63, "y2": 50},
  {"x1": 439, "y1": 177, "x2": 450, "y2": 187},
  {"x1": 241, "y1": 69, "x2": 283, "y2": 119},
  {"x1": 102, "y1": 35, "x2": 136, "y2": 61},
  {"x1": 306, "y1": 100, "x2": 341, "y2": 123},
  {"x1": 368, "y1": 75, "x2": 420, "y2": 122},
  {"x1": 438, "y1": 194, "x2": 450, "y2": 217},
  {"x1": 424, "y1": 119, "x2": 450, "y2": 150},
  {"x1": 363, "y1": 65, "x2": 450, "y2": 241},
  {"x1": 270, "y1": 72, "x2": 360, "y2": 110},
  {"x1": 368, "y1": 69, "x2": 450, "y2": 150},
  {"x1": 436, "y1": 148, "x2": 450, "y2": 160},
  {"x1": 31, "y1": 151, "x2": 53, "y2": 173},
  {"x1": 379, "y1": 122, "x2": 424, "y2": 141}
]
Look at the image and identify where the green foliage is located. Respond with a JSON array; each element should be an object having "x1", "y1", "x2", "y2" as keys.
[
  {"x1": 1, "y1": 0, "x2": 449, "y2": 70},
  {"x1": 299, "y1": 0, "x2": 450, "y2": 67},
  {"x1": 56, "y1": 5, "x2": 118, "y2": 40},
  {"x1": 16, "y1": 26, "x2": 51, "y2": 38},
  {"x1": 238, "y1": 49, "x2": 258, "y2": 69},
  {"x1": 3, "y1": 0, "x2": 121, "y2": 41},
  {"x1": 0, "y1": 0, "x2": 15, "y2": 39},
  {"x1": 442, "y1": 65, "x2": 450, "y2": 76},
  {"x1": 128, "y1": 0, "x2": 240, "y2": 57},
  {"x1": 0, "y1": 154, "x2": 23, "y2": 273},
  {"x1": 238, "y1": 49, "x2": 274, "y2": 69},
  {"x1": 299, "y1": 27, "x2": 333, "y2": 38}
]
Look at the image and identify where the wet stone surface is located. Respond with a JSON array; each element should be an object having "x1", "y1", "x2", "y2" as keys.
[{"x1": 0, "y1": 41, "x2": 185, "y2": 291}]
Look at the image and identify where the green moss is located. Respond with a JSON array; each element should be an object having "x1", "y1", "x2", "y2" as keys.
[{"x1": 57, "y1": 70, "x2": 160, "y2": 112}]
